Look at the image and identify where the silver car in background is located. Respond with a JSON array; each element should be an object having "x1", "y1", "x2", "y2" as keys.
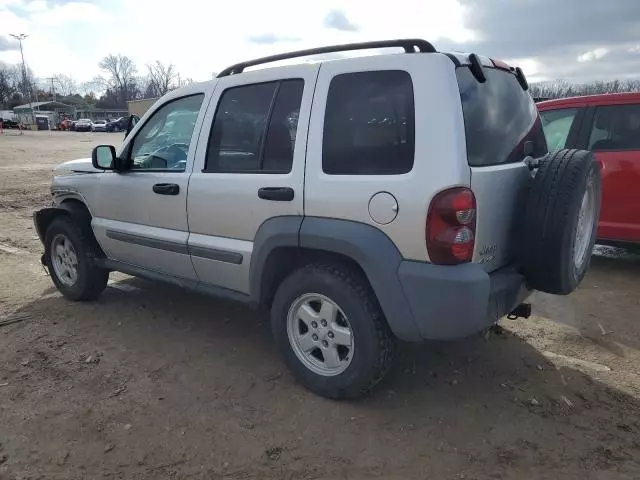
[{"x1": 92, "y1": 120, "x2": 108, "y2": 132}]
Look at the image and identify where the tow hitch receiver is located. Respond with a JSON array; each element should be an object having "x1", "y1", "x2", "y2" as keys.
[{"x1": 507, "y1": 303, "x2": 531, "y2": 320}]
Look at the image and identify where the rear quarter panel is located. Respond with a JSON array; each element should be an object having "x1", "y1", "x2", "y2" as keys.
[{"x1": 304, "y1": 54, "x2": 469, "y2": 262}]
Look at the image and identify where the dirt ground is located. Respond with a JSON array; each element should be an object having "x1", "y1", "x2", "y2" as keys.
[{"x1": 0, "y1": 131, "x2": 639, "y2": 480}]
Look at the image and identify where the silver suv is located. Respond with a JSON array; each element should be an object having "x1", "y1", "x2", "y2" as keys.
[{"x1": 34, "y1": 40, "x2": 601, "y2": 399}]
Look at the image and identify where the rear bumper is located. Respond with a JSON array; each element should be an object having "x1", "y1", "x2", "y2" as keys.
[{"x1": 397, "y1": 261, "x2": 531, "y2": 340}]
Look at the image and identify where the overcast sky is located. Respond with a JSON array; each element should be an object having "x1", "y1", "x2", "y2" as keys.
[{"x1": 1, "y1": 0, "x2": 639, "y2": 85}]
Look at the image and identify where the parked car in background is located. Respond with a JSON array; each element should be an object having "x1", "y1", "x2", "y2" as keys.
[
  {"x1": 75, "y1": 118, "x2": 93, "y2": 132},
  {"x1": 538, "y1": 93, "x2": 640, "y2": 249},
  {"x1": 106, "y1": 117, "x2": 126, "y2": 132},
  {"x1": 92, "y1": 119, "x2": 108, "y2": 132},
  {"x1": 0, "y1": 118, "x2": 20, "y2": 129}
]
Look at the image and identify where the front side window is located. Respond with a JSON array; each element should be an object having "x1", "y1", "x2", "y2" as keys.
[
  {"x1": 540, "y1": 108, "x2": 579, "y2": 150},
  {"x1": 589, "y1": 104, "x2": 640, "y2": 151},
  {"x1": 322, "y1": 70, "x2": 415, "y2": 175},
  {"x1": 205, "y1": 79, "x2": 304, "y2": 173},
  {"x1": 129, "y1": 94, "x2": 204, "y2": 171}
]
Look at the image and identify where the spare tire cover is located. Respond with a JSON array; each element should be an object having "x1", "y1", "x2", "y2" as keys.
[{"x1": 520, "y1": 149, "x2": 602, "y2": 295}]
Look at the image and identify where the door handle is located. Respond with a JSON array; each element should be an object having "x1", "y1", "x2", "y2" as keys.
[
  {"x1": 258, "y1": 187, "x2": 294, "y2": 201},
  {"x1": 153, "y1": 183, "x2": 180, "y2": 195}
]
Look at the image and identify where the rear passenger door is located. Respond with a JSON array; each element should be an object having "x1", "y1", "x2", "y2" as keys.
[
  {"x1": 581, "y1": 103, "x2": 640, "y2": 243},
  {"x1": 187, "y1": 65, "x2": 319, "y2": 293}
]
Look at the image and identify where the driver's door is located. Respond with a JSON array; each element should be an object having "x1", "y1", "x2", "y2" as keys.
[{"x1": 89, "y1": 92, "x2": 207, "y2": 280}]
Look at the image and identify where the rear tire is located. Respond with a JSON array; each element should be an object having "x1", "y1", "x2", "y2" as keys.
[
  {"x1": 44, "y1": 217, "x2": 109, "y2": 301},
  {"x1": 271, "y1": 263, "x2": 395, "y2": 399},
  {"x1": 521, "y1": 149, "x2": 602, "y2": 294}
]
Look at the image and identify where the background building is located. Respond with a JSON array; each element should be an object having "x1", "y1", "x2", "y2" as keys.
[
  {"x1": 13, "y1": 101, "x2": 74, "y2": 129},
  {"x1": 127, "y1": 98, "x2": 158, "y2": 118}
]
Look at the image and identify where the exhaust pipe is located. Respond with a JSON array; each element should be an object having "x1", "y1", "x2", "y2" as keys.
[{"x1": 507, "y1": 303, "x2": 531, "y2": 320}]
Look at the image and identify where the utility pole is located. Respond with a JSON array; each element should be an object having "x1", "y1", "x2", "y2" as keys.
[
  {"x1": 46, "y1": 77, "x2": 56, "y2": 102},
  {"x1": 10, "y1": 33, "x2": 36, "y2": 128}
]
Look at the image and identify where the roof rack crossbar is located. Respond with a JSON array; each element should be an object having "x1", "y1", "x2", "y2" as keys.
[{"x1": 217, "y1": 39, "x2": 436, "y2": 77}]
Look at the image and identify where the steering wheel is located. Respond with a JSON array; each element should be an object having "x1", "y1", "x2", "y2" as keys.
[{"x1": 147, "y1": 143, "x2": 190, "y2": 169}]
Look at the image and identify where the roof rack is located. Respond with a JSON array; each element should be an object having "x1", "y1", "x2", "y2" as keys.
[{"x1": 217, "y1": 39, "x2": 437, "y2": 77}]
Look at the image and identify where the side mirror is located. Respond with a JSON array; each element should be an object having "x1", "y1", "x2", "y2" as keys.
[
  {"x1": 92, "y1": 145, "x2": 117, "y2": 170},
  {"x1": 125, "y1": 115, "x2": 140, "y2": 137}
]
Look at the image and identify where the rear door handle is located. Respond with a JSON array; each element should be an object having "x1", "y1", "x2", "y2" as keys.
[
  {"x1": 153, "y1": 183, "x2": 180, "y2": 195},
  {"x1": 258, "y1": 187, "x2": 294, "y2": 201}
]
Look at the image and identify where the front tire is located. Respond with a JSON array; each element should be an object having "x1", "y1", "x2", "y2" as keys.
[
  {"x1": 44, "y1": 217, "x2": 109, "y2": 301},
  {"x1": 271, "y1": 263, "x2": 395, "y2": 399}
]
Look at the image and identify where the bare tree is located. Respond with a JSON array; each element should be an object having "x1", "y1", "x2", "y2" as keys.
[
  {"x1": 0, "y1": 62, "x2": 14, "y2": 107},
  {"x1": 99, "y1": 54, "x2": 137, "y2": 107},
  {"x1": 530, "y1": 79, "x2": 640, "y2": 100},
  {"x1": 53, "y1": 74, "x2": 78, "y2": 97},
  {"x1": 178, "y1": 76, "x2": 194, "y2": 87},
  {"x1": 79, "y1": 76, "x2": 106, "y2": 97},
  {"x1": 146, "y1": 61, "x2": 177, "y2": 97},
  {"x1": 0, "y1": 62, "x2": 31, "y2": 108}
]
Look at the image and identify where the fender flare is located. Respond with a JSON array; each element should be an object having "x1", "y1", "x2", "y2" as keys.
[
  {"x1": 250, "y1": 216, "x2": 421, "y2": 341},
  {"x1": 33, "y1": 199, "x2": 92, "y2": 244}
]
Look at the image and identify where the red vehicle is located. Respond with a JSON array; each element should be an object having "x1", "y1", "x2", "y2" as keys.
[{"x1": 537, "y1": 93, "x2": 640, "y2": 249}]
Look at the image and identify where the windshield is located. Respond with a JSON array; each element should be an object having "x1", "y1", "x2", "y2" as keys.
[{"x1": 456, "y1": 67, "x2": 547, "y2": 166}]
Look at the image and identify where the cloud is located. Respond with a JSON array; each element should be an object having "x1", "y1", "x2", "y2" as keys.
[
  {"x1": 440, "y1": 0, "x2": 640, "y2": 81},
  {"x1": 0, "y1": 35, "x2": 19, "y2": 52},
  {"x1": 577, "y1": 48, "x2": 609, "y2": 63},
  {"x1": 248, "y1": 33, "x2": 301, "y2": 45},
  {"x1": 2, "y1": 0, "x2": 639, "y2": 85},
  {"x1": 324, "y1": 9, "x2": 358, "y2": 32}
]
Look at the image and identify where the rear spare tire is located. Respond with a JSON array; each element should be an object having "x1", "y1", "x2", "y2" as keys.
[{"x1": 521, "y1": 149, "x2": 601, "y2": 295}]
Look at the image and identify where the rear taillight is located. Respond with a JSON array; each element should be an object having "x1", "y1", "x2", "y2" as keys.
[{"x1": 426, "y1": 187, "x2": 476, "y2": 265}]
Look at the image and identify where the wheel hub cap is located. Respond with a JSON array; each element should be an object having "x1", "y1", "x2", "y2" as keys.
[{"x1": 286, "y1": 293, "x2": 354, "y2": 376}]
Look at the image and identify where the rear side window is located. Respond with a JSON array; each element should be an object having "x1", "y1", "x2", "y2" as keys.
[
  {"x1": 205, "y1": 79, "x2": 304, "y2": 173},
  {"x1": 589, "y1": 104, "x2": 640, "y2": 151},
  {"x1": 457, "y1": 67, "x2": 547, "y2": 166},
  {"x1": 540, "y1": 108, "x2": 579, "y2": 150},
  {"x1": 322, "y1": 70, "x2": 415, "y2": 175}
]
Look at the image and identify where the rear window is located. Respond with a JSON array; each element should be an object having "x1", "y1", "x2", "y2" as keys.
[{"x1": 456, "y1": 67, "x2": 547, "y2": 166}]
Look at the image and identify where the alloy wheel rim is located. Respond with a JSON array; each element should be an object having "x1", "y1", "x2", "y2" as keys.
[
  {"x1": 51, "y1": 233, "x2": 79, "y2": 287},
  {"x1": 574, "y1": 180, "x2": 596, "y2": 268},
  {"x1": 286, "y1": 293, "x2": 354, "y2": 376}
]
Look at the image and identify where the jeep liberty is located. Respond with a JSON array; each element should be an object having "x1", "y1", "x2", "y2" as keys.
[{"x1": 34, "y1": 40, "x2": 602, "y2": 398}]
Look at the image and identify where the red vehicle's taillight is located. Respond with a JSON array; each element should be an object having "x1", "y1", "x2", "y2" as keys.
[{"x1": 426, "y1": 187, "x2": 476, "y2": 265}]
